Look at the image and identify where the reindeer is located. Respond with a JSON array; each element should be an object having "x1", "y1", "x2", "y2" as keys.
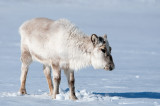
[{"x1": 19, "y1": 18, "x2": 115, "y2": 100}]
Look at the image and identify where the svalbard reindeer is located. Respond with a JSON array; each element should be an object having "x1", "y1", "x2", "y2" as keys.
[{"x1": 19, "y1": 18, "x2": 115, "y2": 100}]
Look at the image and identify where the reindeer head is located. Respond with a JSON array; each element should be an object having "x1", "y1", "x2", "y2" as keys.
[{"x1": 91, "y1": 34, "x2": 115, "y2": 71}]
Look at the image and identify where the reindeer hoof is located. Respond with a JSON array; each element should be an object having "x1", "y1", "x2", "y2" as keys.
[
  {"x1": 70, "y1": 95, "x2": 78, "y2": 101},
  {"x1": 52, "y1": 95, "x2": 56, "y2": 99},
  {"x1": 19, "y1": 88, "x2": 27, "y2": 95}
]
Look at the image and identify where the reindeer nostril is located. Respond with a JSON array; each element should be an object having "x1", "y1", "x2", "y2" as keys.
[{"x1": 109, "y1": 66, "x2": 112, "y2": 71}]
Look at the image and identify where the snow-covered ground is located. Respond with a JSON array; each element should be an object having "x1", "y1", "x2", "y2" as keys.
[{"x1": 0, "y1": 0, "x2": 160, "y2": 106}]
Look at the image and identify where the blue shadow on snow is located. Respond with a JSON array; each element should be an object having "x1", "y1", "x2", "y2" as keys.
[{"x1": 93, "y1": 92, "x2": 160, "y2": 99}]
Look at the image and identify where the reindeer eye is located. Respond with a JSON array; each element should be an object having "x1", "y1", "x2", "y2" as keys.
[{"x1": 101, "y1": 49, "x2": 106, "y2": 53}]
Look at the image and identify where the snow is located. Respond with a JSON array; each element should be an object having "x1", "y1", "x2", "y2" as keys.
[{"x1": 0, "y1": 0, "x2": 160, "y2": 106}]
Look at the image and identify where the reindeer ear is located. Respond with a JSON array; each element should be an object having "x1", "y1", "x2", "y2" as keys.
[
  {"x1": 104, "y1": 34, "x2": 107, "y2": 40},
  {"x1": 91, "y1": 34, "x2": 98, "y2": 45}
]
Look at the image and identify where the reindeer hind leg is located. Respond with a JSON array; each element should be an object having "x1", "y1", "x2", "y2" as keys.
[
  {"x1": 43, "y1": 65, "x2": 53, "y2": 96},
  {"x1": 19, "y1": 47, "x2": 32, "y2": 95}
]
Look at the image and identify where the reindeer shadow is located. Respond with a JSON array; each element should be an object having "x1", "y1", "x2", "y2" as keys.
[
  {"x1": 63, "y1": 88, "x2": 160, "y2": 99},
  {"x1": 93, "y1": 92, "x2": 160, "y2": 99}
]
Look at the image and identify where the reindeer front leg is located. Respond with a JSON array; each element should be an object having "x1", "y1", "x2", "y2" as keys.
[
  {"x1": 51, "y1": 64, "x2": 61, "y2": 99},
  {"x1": 64, "y1": 70, "x2": 78, "y2": 100}
]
